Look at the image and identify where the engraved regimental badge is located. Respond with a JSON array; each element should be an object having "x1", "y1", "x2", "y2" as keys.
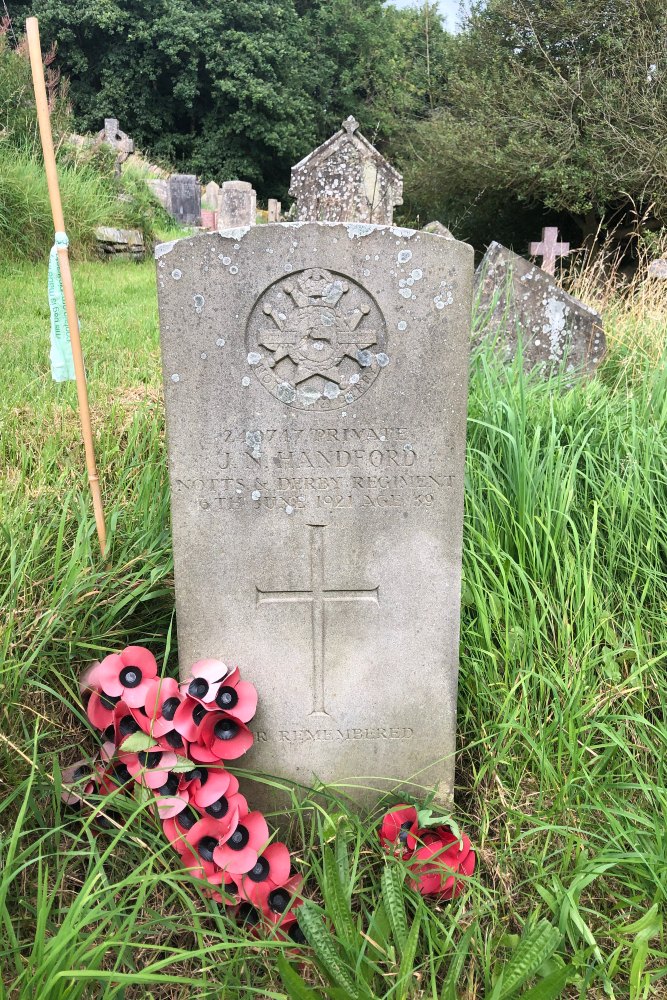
[{"x1": 245, "y1": 268, "x2": 388, "y2": 410}]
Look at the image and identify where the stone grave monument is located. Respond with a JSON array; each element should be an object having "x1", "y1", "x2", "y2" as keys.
[
  {"x1": 423, "y1": 221, "x2": 454, "y2": 239},
  {"x1": 268, "y1": 198, "x2": 281, "y2": 222},
  {"x1": 147, "y1": 178, "x2": 169, "y2": 209},
  {"x1": 95, "y1": 117, "x2": 134, "y2": 175},
  {"x1": 475, "y1": 242, "x2": 605, "y2": 375},
  {"x1": 168, "y1": 175, "x2": 201, "y2": 227},
  {"x1": 289, "y1": 116, "x2": 403, "y2": 224},
  {"x1": 529, "y1": 226, "x2": 570, "y2": 275},
  {"x1": 155, "y1": 222, "x2": 473, "y2": 806},
  {"x1": 218, "y1": 181, "x2": 257, "y2": 230}
]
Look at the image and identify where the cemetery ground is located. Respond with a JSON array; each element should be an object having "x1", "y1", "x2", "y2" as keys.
[{"x1": 0, "y1": 255, "x2": 666, "y2": 999}]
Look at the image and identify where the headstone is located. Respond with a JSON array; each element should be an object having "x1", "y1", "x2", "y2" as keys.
[
  {"x1": 268, "y1": 198, "x2": 281, "y2": 223},
  {"x1": 168, "y1": 174, "x2": 201, "y2": 226},
  {"x1": 155, "y1": 222, "x2": 473, "y2": 807},
  {"x1": 95, "y1": 118, "x2": 134, "y2": 175},
  {"x1": 95, "y1": 226, "x2": 145, "y2": 260},
  {"x1": 204, "y1": 181, "x2": 220, "y2": 208},
  {"x1": 647, "y1": 259, "x2": 667, "y2": 279},
  {"x1": 147, "y1": 178, "x2": 169, "y2": 209},
  {"x1": 218, "y1": 180, "x2": 257, "y2": 230},
  {"x1": 423, "y1": 221, "x2": 454, "y2": 239},
  {"x1": 475, "y1": 241, "x2": 605, "y2": 375},
  {"x1": 289, "y1": 116, "x2": 403, "y2": 224},
  {"x1": 529, "y1": 226, "x2": 570, "y2": 275}
]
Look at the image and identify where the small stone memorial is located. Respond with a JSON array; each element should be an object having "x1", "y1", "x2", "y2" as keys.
[
  {"x1": 475, "y1": 241, "x2": 605, "y2": 375},
  {"x1": 168, "y1": 174, "x2": 201, "y2": 226},
  {"x1": 289, "y1": 116, "x2": 403, "y2": 224},
  {"x1": 147, "y1": 178, "x2": 169, "y2": 209},
  {"x1": 268, "y1": 198, "x2": 281, "y2": 222},
  {"x1": 218, "y1": 181, "x2": 257, "y2": 230},
  {"x1": 95, "y1": 117, "x2": 134, "y2": 174},
  {"x1": 205, "y1": 181, "x2": 220, "y2": 208},
  {"x1": 156, "y1": 221, "x2": 473, "y2": 805}
]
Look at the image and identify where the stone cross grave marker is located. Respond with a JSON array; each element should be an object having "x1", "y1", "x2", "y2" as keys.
[
  {"x1": 289, "y1": 116, "x2": 403, "y2": 225},
  {"x1": 95, "y1": 117, "x2": 134, "y2": 175},
  {"x1": 529, "y1": 226, "x2": 570, "y2": 275},
  {"x1": 155, "y1": 221, "x2": 473, "y2": 807},
  {"x1": 268, "y1": 198, "x2": 281, "y2": 222},
  {"x1": 167, "y1": 174, "x2": 201, "y2": 227},
  {"x1": 218, "y1": 181, "x2": 257, "y2": 230}
]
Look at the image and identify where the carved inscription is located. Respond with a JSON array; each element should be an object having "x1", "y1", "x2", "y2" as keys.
[
  {"x1": 174, "y1": 423, "x2": 454, "y2": 514},
  {"x1": 245, "y1": 268, "x2": 388, "y2": 410},
  {"x1": 251, "y1": 727, "x2": 414, "y2": 743}
]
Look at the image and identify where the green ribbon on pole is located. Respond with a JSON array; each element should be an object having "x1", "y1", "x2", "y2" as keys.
[{"x1": 48, "y1": 231, "x2": 76, "y2": 382}]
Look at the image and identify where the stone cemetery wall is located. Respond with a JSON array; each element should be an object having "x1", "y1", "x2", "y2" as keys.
[
  {"x1": 156, "y1": 222, "x2": 474, "y2": 807},
  {"x1": 475, "y1": 242, "x2": 605, "y2": 375}
]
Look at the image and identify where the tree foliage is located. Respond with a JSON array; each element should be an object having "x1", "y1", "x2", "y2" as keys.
[{"x1": 403, "y1": 0, "x2": 667, "y2": 249}]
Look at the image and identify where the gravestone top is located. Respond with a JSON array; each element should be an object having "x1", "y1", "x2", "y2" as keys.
[
  {"x1": 95, "y1": 118, "x2": 134, "y2": 174},
  {"x1": 289, "y1": 116, "x2": 403, "y2": 225},
  {"x1": 155, "y1": 221, "x2": 473, "y2": 807},
  {"x1": 529, "y1": 226, "x2": 570, "y2": 275},
  {"x1": 268, "y1": 198, "x2": 281, "y2": 223},
  {"x1": 475, "y1": 241, "x2": 605, "y2": 375},
  {"x1": 423, "y1": 221, "x2": 454, "y2": 239},
  {"x1": 167, "y1": 174, "x2": 201, "y2": 227},
  {"x1": 218, "y1": 180, "x2": 257, "y2": 229},
  {"x1": 647, "y1": 258, "x2": 667, "y2": 279},
  {"x1": 204, "y1": 181, "x2": 220, "y2": 208}
]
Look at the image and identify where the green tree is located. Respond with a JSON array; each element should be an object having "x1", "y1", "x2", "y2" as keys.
[{"x1": 403, "y1": 0, "x2": 667, "y2": 249}]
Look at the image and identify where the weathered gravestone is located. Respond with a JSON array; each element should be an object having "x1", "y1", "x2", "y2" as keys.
[
  {"x1": 423, "y1": 221, "x2": 454, "y2": 239},
  {"x1": 95, "y1": 117, "x2": 134, "y2": 175},
  {"x1": 289, "y1": 116, "x2": 403, "y2": 225},
  {"x1": 268, "y1": 198, "x2": 281, "y2": 223},
  {"x1": 147, "y1": 178, "x2": 169, "y2": 209},
  {"x1": 205, "y1": 181, "x2": 220, "y2": 208},
  {"x1": 155, "y1": 221, "x2": 473, "y2": 806},
  {"x1": 168, "y1": 174, "x2": 201, "y2": 226},
  {"x1": 647, "y1": 259, "x2": 667, "y2": 279},
  {"x1": 218, "y1": 181, "x2": 257, "y2": 230},
  {"x1": 475, "y1": 241, "x2": 605, "y2": 374}
]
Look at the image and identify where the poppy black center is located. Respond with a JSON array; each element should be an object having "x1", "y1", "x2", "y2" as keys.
[
  {"x1": 192, "y1": 703, "x2": 207, "y2": 725},
  {"x1": 158, "y1": 772, "x2": 179, "y2": 796},
  {"x1": 215, "y1": 686, "x2": 239, "y2": 710},
  {"x1": 137, "y1": 750, "x2": 161, "y2": 769},
  {"x1": 205, "y1": 796, "x2": 229, "y2": 818},
  {"x1": 198, "y1": 836, "x2": 218, "y2": 863},
  {"x1": 161, "y1": 697, "x2": 180, "y2": 721},
  {"x1": 398, "y1": 819, "x2": 413, "y2": 844},
  {"x1": 164, "y1": 729, "x2": 183, "y2": 749},
  {"x1": 71, "y1": 765, "x2": 88, "y2": 782},
  {"x1": 185, "y1": 767, "x2": 207, "y2": 785},
  {"x1": 214, "y1": 719, "x2": 239, "y2": 741},
  {"x1": 119, "y1": 666, "x2": 142, "y2": 688},
  {"x1": 288, "y1": 922, "x2": 307, "y2": 944},
  {"x1": 268, "y1": 887, "x2": 290, "y2": 912},
  {"x1": 119, "y1": 715, "x2": 140, "y2": 737},
  {"x1": 189, "y1": 677, "x2": 209, "y2": 699},
  {"x1": 177, "y1": 806, "x2": 197, "y2": 831},
  {"x1": 114, "y1": 763, "x2": 132, "y2": 786},
  {"x1": 99, "y1": 692, "x2": 120, "y2": 710},
  {"x1": 248, "y1": 857, "x2": 270, "y2": 883},
  {"x1": 103, "y1": 724, "x2": 115, "y2": 742},
  {"x1": 228, "y1": 825, "x2": 249, "y2": 850},
  {"x1": 237, "y1": 902, "x2": 260, "y2": 926}
]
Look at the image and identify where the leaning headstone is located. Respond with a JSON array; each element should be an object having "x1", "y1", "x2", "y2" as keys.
[
  {"x1": 147, "y1": 178, "x2": 169, "y2": 209},
  {"x1": 475, "y1": 241, "x2": 605, "y2": 374},
  {"x1": 155, "y1": 222, "x2": 473, "y2": 807},
  {"x1": 647, "y1": 259, "x2": 667, "y2": 279},
  {"x1": 423, "y1": 221, "x2": 454, "y2": 239},
  {"x1": 168, "y1": 174, "x2": 201, "y2": 226},
  {"x1": 289, "y1": 116, "x2": 403, "y2": 224},
  {"x1": 218, "y1": 180, "x2": 257, "y2": 230},
  {"x1": 95, "y1": 118, "x2": 134, "y2": 175},
  {"x1": 268, "y1": 198, "x2": 281, "y2": 222},
  {"x1": 95, "y1": 226, "x2": 145, "y2": 261}
]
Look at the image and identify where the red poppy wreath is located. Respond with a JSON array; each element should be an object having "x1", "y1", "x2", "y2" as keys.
[{"x1": 64, "y1": 645, "x2": 476, "y2": 941}]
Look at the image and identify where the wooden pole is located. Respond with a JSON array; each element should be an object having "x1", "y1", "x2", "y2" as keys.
[{"x1": 25, "y1": 17, "x2": 107, "y2": 558}]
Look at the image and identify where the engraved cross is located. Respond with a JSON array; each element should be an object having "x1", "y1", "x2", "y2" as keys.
[{"x1": 256, "y1": 524, "x2": 379, "y2": 716}]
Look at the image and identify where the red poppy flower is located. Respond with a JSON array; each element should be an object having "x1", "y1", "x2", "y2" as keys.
[
  {"x1": 183, "y1": 813, "x2": 241, "y2": 878},
  {"x1": 213, "y1": 810, "x2": 269, "y2": 875},
  {"x1": 86, "y1": 689, "x2": 124, "y2": 732},
  {"x1": 182, "y1": 659, "x2": 230, "y2": 705},
  {"x1": 379, "y1": 804, "x2": 419, "y2": 854},
  {"x1": 89, "y1": 646, "x2": 158, "y2": 708},
  {"x1": 238, "y1": 841, "x2": 292, "y2": 909},
  {"x1": 172, "y1": 696, "x2": 211, "y2": 742},
  {"x1": 209, "y1": 667, "x2": 257, "y2": 723},
  {"x1": 198, "y1": 711, "x2": 254, "y2": 761},
  {"x1": 61, "y1": 759, "x2": 100, "y2": 809},
  {"x1": 163, "y1": 805, "x2": 200, "y2": 856},
  {"x1": 186, "y1": 767, "x2": 248, "y2": 823},
  {"x1": 110, "y1": 701, "x2": 147, "y2": 747},
  {"x1": 408, "y1": 829, "x2": 476, "y2": 899},
  {"x1": 138, "y1": 676, "x2": 182, "y2": 738},
  {"x1": 119, "y1": 746, "x2": 177, "y2": 789}
]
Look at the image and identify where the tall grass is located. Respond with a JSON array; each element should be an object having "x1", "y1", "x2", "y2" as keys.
[{"x1": 0, "y1": 258, "x2": 665, "y2": 997}]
